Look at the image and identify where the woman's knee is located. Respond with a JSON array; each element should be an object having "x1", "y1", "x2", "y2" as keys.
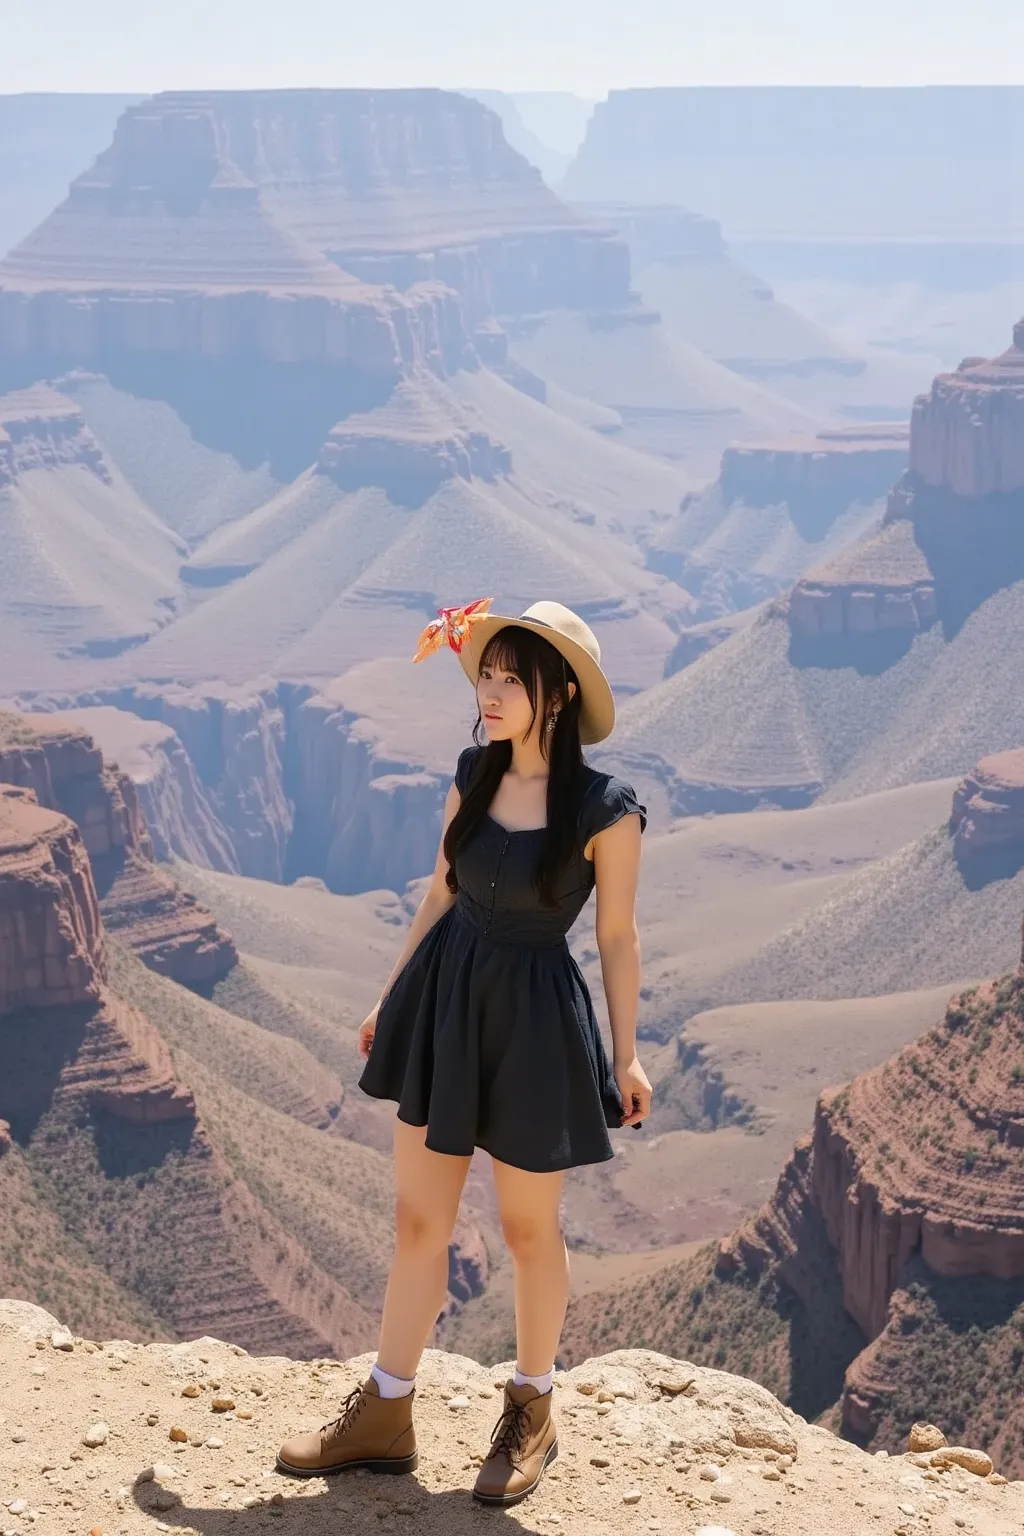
[
  {"x1": 501, "y1": 1210, "x2": 562, "y2": 1261},
  {"x1": 394, "y1": 1193, "x2": 454, "y2": 1257}
]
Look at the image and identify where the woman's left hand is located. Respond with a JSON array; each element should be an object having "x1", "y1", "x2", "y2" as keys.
[{"x1": 615, "y1": 1054, "x2": 652, "y2": 1128}]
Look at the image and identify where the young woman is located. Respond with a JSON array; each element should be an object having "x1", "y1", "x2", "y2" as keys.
[{"x1": 277, "y1": 598, "x2": 652, "y2": 1506}]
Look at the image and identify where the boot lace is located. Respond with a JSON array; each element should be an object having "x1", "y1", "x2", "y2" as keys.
[
  {"x1": 486, "y1": 1397, "x2": 531, "y2": 1469},
  {"x1": 323, "y1": 1385, "x2": 365, "y2": 1440}
]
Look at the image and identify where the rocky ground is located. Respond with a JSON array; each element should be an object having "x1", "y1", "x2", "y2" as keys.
[{"x1": 2, "y1": 1302, "x2": 1022, "y2": 1536}]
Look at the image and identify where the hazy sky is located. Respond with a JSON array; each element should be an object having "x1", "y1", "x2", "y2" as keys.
[{"x1": 2, "y1": 0, "x2": 1021, "y2": 96}]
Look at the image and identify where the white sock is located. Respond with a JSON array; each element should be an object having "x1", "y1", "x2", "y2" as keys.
[
  {"x1": 513, "y1": 1366, "x2": 553, "y2": 1395},
  {"x1": 370, "y1": 1362, "x2": 415, "y2": 1398}
]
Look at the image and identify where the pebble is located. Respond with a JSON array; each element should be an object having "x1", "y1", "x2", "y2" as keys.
[
  {"x1": 10, "y1": 1432, "x2": 27, "y2": 1445},
  {"x1": 7, "y1": 1504, "x2": 27, "y2": 1517},
  {"x1": 698, "y1": 1464, "x2": 723, "y2": 1482},
  {"x1": 168, "y1": 1427, "x2": 188, "y2": 1443},
  {"x1": 447, "y1": 1396, "x2": 471, "y2": 1410},
  {"x1": 710, "y1": 1489, "x2": 732, "y2": 1504},
  {"x1": 590, "y1": 1456, "x2": 611, "y2": 1468},
  {"x1": 146, "y1": 1414, "x2": 159, "y2": 1427},
  {"x1": 597, "y1": 1391, "x2": 616, "y2": 1404},
  {"x1": 236, "y1": 1409, "x2": 254, "y2": 1420},
  {"x1": 205, "y1": 1437, "x2": 225, "y2": 1449},
  {"x1": 181, "y1": 1384, "x2": 203, "y2": 1398},
  {"x1": 82, "y1": 1423, "x2": 109, "y2": 1448},
  {"x1": 50, "y1": 1329, "x2": 74, "y2": 1352},
  {"x1": 622, "y1": 1490, "x2": 642, "y2": 1504},
  {"x1": 151, "y1": 1490, "x2": 181, "y2": 1512},
  {"x1": 211, "y1": 1397, "x2": 235, "y2": 1413},
  {"x1": 597, "y1": 1403, "x2": 612, "y2": 1416}
]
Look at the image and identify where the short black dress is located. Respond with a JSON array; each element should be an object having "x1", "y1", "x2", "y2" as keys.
[{"x1": 357, "y1": 743, "x2": 647, "y2": 1173}]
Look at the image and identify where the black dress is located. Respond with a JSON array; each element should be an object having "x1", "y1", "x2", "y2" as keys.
[{"x1": 357, "y1": 744, "x2": 648, "y2": 1173}]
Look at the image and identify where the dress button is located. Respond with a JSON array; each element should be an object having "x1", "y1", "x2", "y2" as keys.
[{"x1": 490, "y1": 880, "x2": 495, "y2": 887}]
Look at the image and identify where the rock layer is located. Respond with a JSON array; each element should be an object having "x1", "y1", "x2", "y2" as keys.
[
  {"x1": 0, "y1": 95, "x2": 470, "y2": 375},
  {"x1": 718, "y1": 971, "x2": 1024, "y2": 1435},
  {"x1": 950, "y1": 748, "x2": 1024, "y2": 859},
  {"x1": 721, "y1": 424, "x2": 908, "y2": 513},
  {"x1": 0, "y1": 386, "x2": 111, "y2": 487},
  {"x1": 0, "y1": 710, "x2": 237, "y2": 986},
  {"x1": 909, "y1": 320, "x2": 1024, "y2": 496}
]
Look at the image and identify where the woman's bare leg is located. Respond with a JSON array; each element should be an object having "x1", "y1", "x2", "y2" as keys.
[
  {"x1": 491, "y1": 1156, "x2": 568, "y2": 1375},
  {"x1": 375, "y1": 1117, "x2": 472, "y2": 1379}
]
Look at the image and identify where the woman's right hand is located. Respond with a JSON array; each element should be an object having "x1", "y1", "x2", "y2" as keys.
[{"x1": 358, "y1": 1002, "x2": 381, "y2": 1059}]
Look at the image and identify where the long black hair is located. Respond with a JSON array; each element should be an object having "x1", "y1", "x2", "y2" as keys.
[{"x1": 443, "y1": 624, "x2": 588, "y2": 908}]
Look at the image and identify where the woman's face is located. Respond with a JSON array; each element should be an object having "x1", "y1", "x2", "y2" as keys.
[{"x1": 477, "y1": 653, "x2": 545, "y2": 744}]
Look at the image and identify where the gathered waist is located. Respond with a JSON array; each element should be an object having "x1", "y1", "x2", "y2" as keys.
[{"x1": 454, "y1": 892, "x2": 570, "y2": 949}]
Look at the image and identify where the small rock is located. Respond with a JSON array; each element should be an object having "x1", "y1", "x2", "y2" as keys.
[
  {"x1": 181, "y1": 1385, "x2": 203, "y2": 1398},
  {"x1": 576, "y1": 1382, "x2": 598, "y2": 1396},
  {"x1": 146, "y1": 1414, "x2": 159, "y2": 1426},
  {"x1": 447, "y1": 1396, "x2": 471, "y2": 1410},
  {"x1": 597, "y1": 1390, "x2": 616, "y2": 1404},
  {"x1": 50, "y1": 1329, "x2": 74, "y2": 1352},
  {"x1": 762, "y1": 1469, "x2": 782, "y2": 1482},
  {"x1": 269, "y1": 1492, "x2": 285, "y2": 1506},
  {"x1": 89, "y1": 1527, "x2": 103, "y2": 1535},
  {"x1": 898, "y1": 1505, "x2": 917, "y2": 1517},
  {"x1": 151, "y1": 1490, "x2": 181, "y2": 1512},
  {"x1": 590, "y1": 1456, "x2": 611, "y2": 1468},
  {"x1": 776, "y1": 1455, "x2": 793, "y2": 1471},
  {"x1": 597, "y1": 1403, "x2": 612, "y2": 1416},
  {"x1": 168, "y1": 1427, "x2": 188, "y2": 1443},
  {"x1": 7, "y1": 1504, "x2": 27, "y2": 1517},
  {"x1": 908, "y1": 1423, "x2": 947, "y2": 1453},
  {"x1": 930, "y1": 1447, "x2": 994, "y2": 1478},
  {"x1": 211, "y1": 1397, "x2": 235, "y2": 1413},
  {"x1": 236, "y1": 1409, "x2": 253, "y2": 1421},
  {"x1": 622, "y1": 1490, "x2": 642, "y2": 1504},
  {"x1": 698, "y1": 1464, "x2": 722, "y2": 1482},
  {"x1": 205, "y1": 1437, "x2": 225, "y2": 1449},
  {"x1": 710, "y1": 1490, "x2": 733, "y2": 1503},
  {"x1": 655, "y1": 1377, "x2": 695, "y2": 1395},
  {"x1": 82, "y1": 1423, "x2": 109, "y2": 1448},
  {"x1": 989, "y1": 1473, "x2": 1008, "y2": 1486}
]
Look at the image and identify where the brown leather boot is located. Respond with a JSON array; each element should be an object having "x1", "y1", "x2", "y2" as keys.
[
  {"x1": 276, "y1": 1377, "x2": 418, "y2": 1477},
  {"x1": 472, "y1": 1380, "x2": 558, "y2": 1505}
]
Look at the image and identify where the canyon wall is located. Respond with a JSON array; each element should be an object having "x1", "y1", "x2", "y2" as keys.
[
  {"x1": 0, "y1": 710, "x2": 237, "y2": 986},
  {"x1": 0, "y1": 385, "x2": 111, "y2": 486},
  {"x1": 950, "y1": 747, "x2": 1024, "y2": 860},
  {"x1": 787, "y1": 318, "x2": 1024, "y2": 641},
  {"x1": 718, "y1": 961, "x2": 1024, "y2": 1437},
  {"x1": 0, "y1": 96, "x2": 472, "y2": 378}
]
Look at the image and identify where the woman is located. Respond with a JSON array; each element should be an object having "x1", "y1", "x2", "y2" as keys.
[{"x1": 277, "y1": 598, "x2": 652, "y2": 1506}]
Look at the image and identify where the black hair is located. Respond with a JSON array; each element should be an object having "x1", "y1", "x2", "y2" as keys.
[{"x1": 443, "y1": 624, "x2": 587, "y2": 908}]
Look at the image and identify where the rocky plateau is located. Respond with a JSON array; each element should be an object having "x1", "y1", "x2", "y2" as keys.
[{"x1": 2, "y1": 1300, "x2": 1022, "y2": 1535}]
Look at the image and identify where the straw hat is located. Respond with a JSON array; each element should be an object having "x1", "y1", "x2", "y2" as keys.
[{"x1": 412, "y1": 598, "x2": 616, "y2": 745}]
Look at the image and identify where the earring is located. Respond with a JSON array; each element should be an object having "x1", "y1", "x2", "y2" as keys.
[{"x1": 547, "y1": 712, "x2": 558, "y2": 732}]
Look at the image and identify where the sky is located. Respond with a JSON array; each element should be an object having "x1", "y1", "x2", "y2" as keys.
[{"x1": 2, "y1": 0, "x2": 1022, "y2": 96}]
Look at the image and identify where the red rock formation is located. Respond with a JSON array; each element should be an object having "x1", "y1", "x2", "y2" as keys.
[
  {"x1": 0, "y1": 387, "x2": 111, "y2": 487},
  {"x1": 908, "y1": 319, "x2": 1024, "y2": 496},
  {"x1": 718, "y1": 971, "x2": 1024, "y2": 1435},
  {"x1": 0, "y1": 96, "x2": 469, "y2": 376},
  {"x1": 170, "y1": 88, "x2": 630, "y2": 321},
  {"x1": 0, "y1": 710, "x2": 236, "y2": 986},
  {"x1": 316, "y1": 371, "x2": 511, "y2": 499},
  {"x1": 0, "y1": 786, "x2": 194, "y2": 1123},
  {"x1": 721, "y1": 424, "x2": 908, "y2": 512},
  {"x1": 950, "y1": 748, "x2": 1024, "y2": 858},
  {"x1": 0, "y1": 788, "x2": 105, "y2": 1014},
  {"x1": 786, "y1": 519, "x2": 937, "y2": 639}
]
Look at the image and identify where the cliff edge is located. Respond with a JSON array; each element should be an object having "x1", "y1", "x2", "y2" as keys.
[{"x1": 2, "y1": 1304, "x2": 1021, "y2": 1534}]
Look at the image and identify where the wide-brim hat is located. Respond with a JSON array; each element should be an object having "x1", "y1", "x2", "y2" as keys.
[{"x1": 456, "y1": 600, "x2": 616, "y2": 745}]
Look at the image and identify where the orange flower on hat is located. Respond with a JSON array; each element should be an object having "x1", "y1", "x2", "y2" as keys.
[{"x1": 412, "y1": 597, "x2": 494, "y2": 662}]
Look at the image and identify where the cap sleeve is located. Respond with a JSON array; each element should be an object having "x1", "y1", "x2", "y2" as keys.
[
  {"x1": 454, "y1": 744, "x2": 483, "y2": 795},
  {"x1": 580, "y1": 774, "x2": 648, "y2": 845}
]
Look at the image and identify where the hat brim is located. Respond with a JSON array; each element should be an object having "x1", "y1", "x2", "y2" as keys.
[{"x1": 456, "y1": 615, "x2": 615, "y2": 745}]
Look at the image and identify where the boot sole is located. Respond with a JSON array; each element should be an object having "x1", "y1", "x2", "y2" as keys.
[
  {"x1": 471, "y1": 1438, "x2": 558, "y2": 1505},
  {"x1": 275, "y1": 1450, "x2": 419, "y2": 1477}
]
